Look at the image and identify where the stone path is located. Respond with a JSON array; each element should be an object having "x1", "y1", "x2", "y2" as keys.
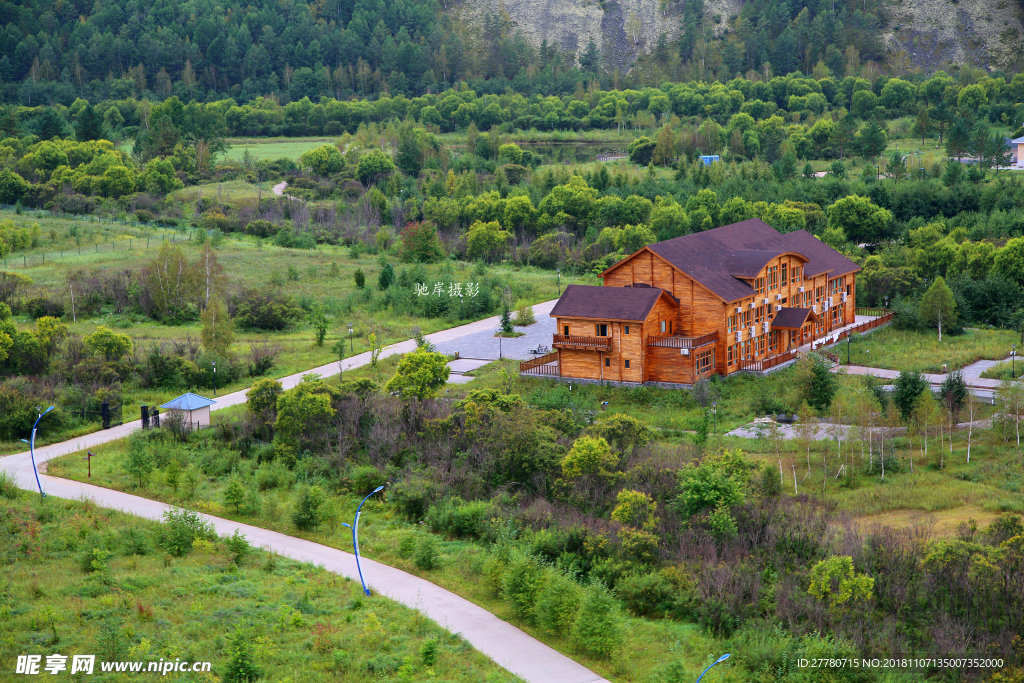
[
  {"x1": 1, "y1": 299, "x2": 607, "y2": 683},
  {"x1": 839, "y1": 355, "x2": 1016, "y2": 394}
]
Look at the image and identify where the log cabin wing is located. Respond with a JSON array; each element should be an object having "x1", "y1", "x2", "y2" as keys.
[{"x1": 549, "y1": 219, "x2": 860, "y2": 383}]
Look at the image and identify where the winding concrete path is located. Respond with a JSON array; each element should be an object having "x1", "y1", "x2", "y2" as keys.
[{"x1": 2, "y1": 300, "x2": 607, "y2": 683}]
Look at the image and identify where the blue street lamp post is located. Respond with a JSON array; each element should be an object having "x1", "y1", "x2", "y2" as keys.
[
  {"x1": 342, "y1": 485, "x2": 385, "y2": 596},
  {"x1": 21, "y1": 405, "x2": 55, "y2": 498},
  {"x1": 696, "y1": 653, "x2": 731, "y2": 682}
]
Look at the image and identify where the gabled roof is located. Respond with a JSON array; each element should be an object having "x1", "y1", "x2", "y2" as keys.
[
  {"x1": 1011, "y1": 136, "x2": 1024, "y2": 144},
  {"x1": 771, "y1": 307, "x2": 817, "y2": 329},
  {"x1": 550, "y1": 284, "x2": 675, "y2": 322},
  {"x1": 159, "y1": 392, "x2": 216, "y2": 411},
  {"x1": 631, "y1": 219, "x2": 860, "y2": 303}
]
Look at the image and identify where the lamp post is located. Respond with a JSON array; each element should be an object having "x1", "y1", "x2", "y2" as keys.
[
  {"x1": 341, "y1": 485, "x2": 385, "y2": 597},
  {"x1": 211, "y1": 360, "x2": 217, "y2": 397},
  {"x1": 1013, "y1": 344, "x2": 1017, "y2": 377},
  {"x1": 696, "y1": 653, "x2": 731, "y2": 682},
  {"x1": 348, "y1": 323, "x2": 354, "y2": 353},
  {"x1": 847, "y1": 333, "x2": 852, "y2": 365},
  {"x1": 497, "y1": 326, "x2": 503, "y2": 360},
  {"x1": 557, "y1": 269, "x2": 561, "y2": 296},
  {"x1": 21, "y1": 405, "x2": 54, "y2": 498},
  {"x1": 711, "y1": 402, "x2": 718, "y2": 435}
]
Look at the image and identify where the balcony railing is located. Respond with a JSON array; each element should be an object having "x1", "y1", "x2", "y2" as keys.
[
  {"x1": 520, "y1": 352, "x2": 559, "y2": 376},
  {"x1": 647, "y1": 331, "x2": 718, "y2": 349},
  {"x1": 553, "y1": 334, "x2": 612, "y2": 350},
  {"x1": 739, "y1": 350, "x2": 796, "y2": 373}
]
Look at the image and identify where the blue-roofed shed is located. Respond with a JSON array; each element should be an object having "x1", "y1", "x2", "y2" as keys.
[{"x1": 159, "y1": 392, "x2": 216, "y2": 428}]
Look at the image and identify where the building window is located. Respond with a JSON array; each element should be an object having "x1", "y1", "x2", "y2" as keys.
[
  {"x1": 727, "y1": 344, "x2": 735, "y2": 365},
  {"x1": 727, "y1": 315, "x2": 737, "y2": 333},
  {"x1": 756, "y1": 277, "x2": 765, "y2": 294},
  {"x1": 605, "y1": 357, "x2": 610, "y2": 367},
  {"x1": 596, "y1": 323, "x2": 608, "y2": 336},
  {"x1": 696, "y1": 350, "x2": 712, "y2": 374},
  {"x1": 660, "y1": 320, "x2": 666, "y2": 333},
  {"x1": 792, "y1": 266, "x2": 801, "y2": 283},
  {"x1": 768, "y1": 265, "x2": 778, "y2": 290},
  {"x1": 624, "y1": 325, "x2": 630, "y2": 334},
  {"x1": 781, "y1": 262, "x2": 787, "y2": 283},
  {"x1": 624, "y1": 359, "x2": 630, "y2": 369},
  {"x1": 563, "y1": 325, "x2": 569, "y2": 336}
]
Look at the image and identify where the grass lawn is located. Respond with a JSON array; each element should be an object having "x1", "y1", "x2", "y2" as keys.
[
  {"x1": 45, "y1": 432, "x2": 746, "y2": 682},
  {"x1": 843, "y1": 326, "x2": 1018, "y2": 373},
  {"x1": 222, "y1": 136, "x2": 337, "y2": 162},
  {"x1": 0, "y1": 489, "x2": 513, "y2": 682}
]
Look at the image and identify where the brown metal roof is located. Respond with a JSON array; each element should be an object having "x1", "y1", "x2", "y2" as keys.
[
  {"x1": 635, "y1": 219, "x2": 860, "y2": 302},
  {"x1": 550, "y1": 285, "x2": 675, "y2": 322},
  {"x1": 771, "y1": 307, "x2": 816, "y2": 329}
]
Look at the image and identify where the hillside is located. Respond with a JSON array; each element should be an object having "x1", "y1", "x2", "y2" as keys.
[{"x1": 456, "y1": 0, "x2": 1024, "y2": 75}]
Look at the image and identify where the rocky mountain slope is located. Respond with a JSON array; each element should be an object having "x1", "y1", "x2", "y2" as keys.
[{"x1": 455, "y1": 0, "x2": 1024, "y2": 74}]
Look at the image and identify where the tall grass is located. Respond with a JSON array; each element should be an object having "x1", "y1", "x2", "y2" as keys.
[{"x1": 846, "y1": 327, "x2": 1017, "y2": 373}]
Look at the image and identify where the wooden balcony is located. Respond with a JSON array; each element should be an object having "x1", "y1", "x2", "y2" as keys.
[
  {"x1": 553, "y1": 334, "x2": 612, "y2": 350},
  {"x1": 647, "y1": 331, "x2": 718, "y2": 349}
]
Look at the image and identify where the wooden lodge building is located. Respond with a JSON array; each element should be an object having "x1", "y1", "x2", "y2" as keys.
[{"x1": 542, "y1": 219, "x2": 861, "y2": 384}]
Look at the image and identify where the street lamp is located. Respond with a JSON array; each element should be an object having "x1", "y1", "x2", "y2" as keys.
[
  {"x1": 20, "y1": 405, "x2": 54, "y2": 498},
  {"x1": 557, "y1": 269, "x2": 561, "y2": 296},
  {"x1": 497, "y1": 326, "x2": 503, "y2": 360},
  {"x1": 1013, "y1": 344, "x2": 1017, "y2": 377},
  {"x1": 211, "y1": 360, "x2": 217, "y2": 397},
  {"x1": 341, "y1": 485, "x2": 385, "y2": 596},
  {"x1": 696, "y1": 653, "x2": 731, "y2": 682},
  {"x1": 348, "y1": 323, "x2": 354, "y2": 353},
  {"x1": 711, "y1": 402, "x2": 718, "y2": 435}
]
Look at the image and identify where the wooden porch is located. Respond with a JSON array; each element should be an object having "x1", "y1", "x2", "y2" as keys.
[
  {"x1": 646, "y1": 332, "x2": 718, "y2": 349},
  {"x1": 519, "y1": 352, "x2": 559, "y2": 377}
]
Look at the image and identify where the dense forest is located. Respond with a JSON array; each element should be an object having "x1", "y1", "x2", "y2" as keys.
[{"x1": 1, "y1": 0, "x2": 898, "y2": 104}]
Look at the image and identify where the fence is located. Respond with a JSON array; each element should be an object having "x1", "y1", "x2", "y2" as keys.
[
  {"x1": 73, "y1": 402, "x2": 123, "y2": 429},
  {"x1": 520, "y1": 352, "x2": 559, "y2": 376},
  {"x1": 738, "y1": 349, "x2": 796, "y2": 373}
]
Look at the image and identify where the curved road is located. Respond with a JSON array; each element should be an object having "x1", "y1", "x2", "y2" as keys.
[{"x1": 2, "y1": 300, "x2": 607, "y2": 683}]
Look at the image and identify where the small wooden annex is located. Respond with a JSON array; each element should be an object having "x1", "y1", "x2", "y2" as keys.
[{"x1": 546, "y1": 219, "x2": 861, "y2": 384}]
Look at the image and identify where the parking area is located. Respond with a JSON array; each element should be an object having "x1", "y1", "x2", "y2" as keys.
[{"x1": 434, "y1": 315, "x2": 556, "y2": 361}]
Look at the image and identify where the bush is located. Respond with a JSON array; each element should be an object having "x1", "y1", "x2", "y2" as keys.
[
  {"x1": 512, "y1": 304, "x2": 536, "y2": 326},
  {"x1": 501, "y1": 554, "x2": 544, "y2": 622},
  {"x1": 291, "y1": 485, "x2": 326, "y2": 531},
  {"x1": 572, "y1": 585, "x2": 622, "y2": 659},
  {"x1": 615, "y1": 570, "x2": 678, "y2": 618},
  {"x1": 350, "y1": 465, "x2": 386, "y2": 496},
  {"x1": 157, "y1": 508, "x2": 216, "y2": 557},
  {"x1": 225, "y1": 530, "x2": 250, "y2": 564},
  {"x1": 535, "y1": 571, "x2": 583, "y2": 636},
  {"x1": 413, "y1": 535, "x2": 440, "y2": 570},
  {"x1": 232, "y1": 288, "x2": 302, "y2": 331},
  {"x1": 245, "y1": 219, "x2": 276, "y2": 238},
  {"x1": 425, "y1": 497, "x2": 494, "y2": 538},
  {"x1": 0, "y1": 471, "x2": 18, "y2": 499},
  {"x1": 388, "y1": 476, "x2": 435, "y2": 521}
]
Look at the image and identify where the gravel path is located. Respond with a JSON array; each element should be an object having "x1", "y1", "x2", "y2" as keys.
[{"x1": 1, "y1": 299, "x2": 606, "y2": 683}]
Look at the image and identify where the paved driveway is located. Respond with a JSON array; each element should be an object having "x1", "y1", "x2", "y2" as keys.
[{"x1": 433, "y1": 313, "x2": 556, "y2": 361}]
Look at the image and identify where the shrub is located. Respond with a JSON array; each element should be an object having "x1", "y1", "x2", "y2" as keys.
[
  {"x1": 245, "y1": 219, "x2": 276, "y2": 238},
  {"x1": 501, "y1": 554, "x2": 544, "y2": 622},
  {"x1": 535, "y1": 571, "x2": 583, "y2": 636},
  {"x1": 425, "y1": 497, "x2": 494, "y2": 538},
  {"x1": 572, "y1": 585, "x2": 622, "y2": 658},
  {"x1": 223, "y1": 629, "x2": 261, "y2": 682},
  {"x1": 157, "y1": 508, "x2": 216, "y2": 557},
  {"x1": 413, "y1": 535, "x2": 440, "y2": 570},
  {"x1": 0, "y1": 470, "x2": 18, "y2": 499},
  {"x1": 232, "y1": 288, "x2": 302, "y2": 331},
  {"x1": 512, "y1": 304, "x2": 535, "y2": 326},
  {"x1": 350, "y1": 465, "x2": 386, "y2": 496},
  {"x1": 225, "y1": 530, "x2": 250, "y2": 564},
  {"x1": 388, "y1": 476, "x2": 435, "y2": 522},
  {"x1": 291, "y1": 485, "x2": 326, "y2": 531},
  {"x1": 615, "y1": 571, "x2": 677, "y2": 618}
]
